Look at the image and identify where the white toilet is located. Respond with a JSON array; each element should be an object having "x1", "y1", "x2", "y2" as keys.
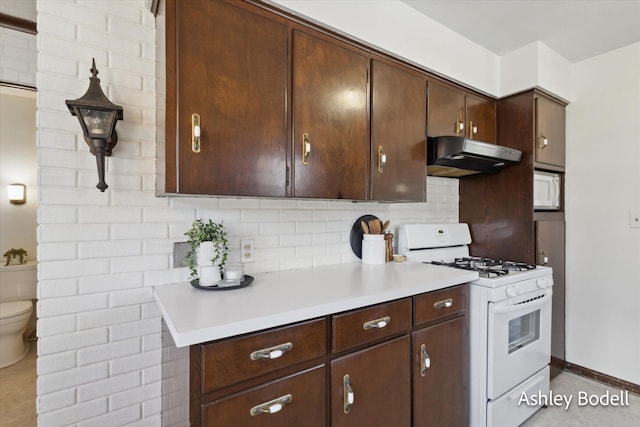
[{"x1": 0, "y1": 261, "x2": 36, "y2": 368}]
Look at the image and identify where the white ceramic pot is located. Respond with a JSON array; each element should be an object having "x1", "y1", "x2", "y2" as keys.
[{"x1": 196, "y1": 242, "x2": 222, "y2": 285}]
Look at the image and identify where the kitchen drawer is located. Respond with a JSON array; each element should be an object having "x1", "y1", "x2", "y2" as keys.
[
  {"x1": 332, "y1": 298, "x2": 411, "y2": 353},
  {"x1": 202, "y1": 364, "x2": 326, "y2": 427},
  {"x1": 200, "y1": 318, "x2": 326, "y2": 393},
  {"x1": 413, "y1": 284, "x2": 467, "y2": 326}
]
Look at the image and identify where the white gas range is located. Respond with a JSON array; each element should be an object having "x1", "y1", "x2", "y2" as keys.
[{"x1": 398, "y1": 223, "x2": 553, "y2": 427}]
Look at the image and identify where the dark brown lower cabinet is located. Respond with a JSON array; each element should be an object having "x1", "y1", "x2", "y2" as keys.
[
  {"x1": 202, "y1": 365, "x2": 326, "y2": 427},
  {"x1": 331, "y1": 336, "x2": 411, "y2": 427},
  {"x1": 535, "y1": 216, "x2": 566, "y2": 377},
  {"x1": 190, "y1": 286, "x2": 468, "y2": 426},
  {"x1": 413, "y1": 316, "x2": 467, "y2": 427}
]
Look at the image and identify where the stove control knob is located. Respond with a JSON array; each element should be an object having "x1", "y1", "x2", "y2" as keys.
[
  {"x1": 537, "y1": 276, "x2": 553, "y2": 288},
  {"x1": 506, "y1": 286, "x2": 520, "y2": 297}
]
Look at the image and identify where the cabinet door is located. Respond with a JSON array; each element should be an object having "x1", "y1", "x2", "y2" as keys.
[
  {"x1": 535, "y1": 219, "x2": 566, "y2": 376},
  {"x1": 173, "y1": 0, "x2": 288, "y2": 196},
  {"x1": 427, "y1": 82, "x2": 465, "y2": 137},
  {"x1": 466, "y1": 94, "x2": 497, "y2": 143},
  {"x1": 292, "y1": 30, "x2": 369, "y2": 200},
  {"x1": 202, "y1": 365, "x2": 326, "y2": 427},
  {"x1": 413, "y1": 316, "x2": 467, "y2": 427},
  {"x1": 371, "y1": 60, "x2": 427, "y2": 202},
  {"x1": 535, "y1": 96, "x2": 566, "y2": 169},
  {"x1": 331, "y1": 336, "x2": 411, "y2": 427}
]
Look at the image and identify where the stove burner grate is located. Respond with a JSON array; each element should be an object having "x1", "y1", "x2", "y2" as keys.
[{"x1": 430, "y1": 257, "x2": 536, "y2": 278}]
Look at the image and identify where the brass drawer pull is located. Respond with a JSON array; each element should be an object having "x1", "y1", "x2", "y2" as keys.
[
  {"x1": 433, "y1": 298, "x2": 453, "y2": 310},
  {"x1": 250, "y1": 342, "x2": 293, "y2": 360},
  {"x1": 420, "y1": 344, "x2": 431, "y2": 376},
  {"x1": 363, "y1": 316, "x2": 391, "y2": 330},
  {"x1": 343, "y1": 374, "x2": 354, "y2": 414},
  {"x1": 191, "y1": 113, "x2": 201, "y2": 153},
  {"x1": 250, "y1": 394, "x2": 293, "y2": 416},
  {"x1": 302, "y1": 132, "x2": 311, "y2": 165},
  {"x1": 378, "y1": 145, "x2": 387, "y2": 173},
  {"x1": 538, "y1": 135, "x2": 548, "y2": 152}
]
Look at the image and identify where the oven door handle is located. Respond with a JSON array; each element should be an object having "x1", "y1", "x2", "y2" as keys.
[{"x1": 492, "y1": 290, "x2": 552, "y2": 315}]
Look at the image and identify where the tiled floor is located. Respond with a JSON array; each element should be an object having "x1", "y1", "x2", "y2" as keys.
[
  {"x1": 0, "y1": 347, "x2": 638, "y2": 427},
  {"x1": 523, "y1": 371, "x2": 640, "y2": 426},
  {"x1": 0, "y1": 341, "x2": 36, "y2": 427}
]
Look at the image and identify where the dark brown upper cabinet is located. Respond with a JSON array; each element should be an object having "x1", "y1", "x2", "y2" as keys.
[
  {"x1": 427, "y1": 81, "x2": 496, "y2": 143},
  {"x1": 535, "y1": 95, "x2": 566, "y2": 170},
  {"x1": 165, "y1": 0, "x2": 289, "y2": 197},
  {"x1": 292, "y1": 30, "x2": 369, "y2": 200},
  {"x1": 370, "y1": 60, "x2": 427, "y2": 202}
]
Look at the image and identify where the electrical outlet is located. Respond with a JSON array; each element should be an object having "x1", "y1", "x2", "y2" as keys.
[
  {"x1": 241, "y1": 239, "x2": 255, "y2": 262},
  {"x1": 630, "y1": 212, "x2": 640, "y2": 228},
  {"x1": 173, "y1": 242, "x2": 191, "y2": 268}
]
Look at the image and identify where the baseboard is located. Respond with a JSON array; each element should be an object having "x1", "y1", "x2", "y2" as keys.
[
  {"x1": 564, "y1": 361, "x2": 640, "y2": 395},
  {"x1": 550, "y1": 356, "x2": 565, "y2": 379}
]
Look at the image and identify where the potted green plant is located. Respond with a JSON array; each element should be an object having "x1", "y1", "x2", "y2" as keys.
[
  {"x1": 184, "y1": 219, "x2": 229, "y2": 284},
  {"x1": 3, "y1": 248, "x2": 28, "y2": 266}
]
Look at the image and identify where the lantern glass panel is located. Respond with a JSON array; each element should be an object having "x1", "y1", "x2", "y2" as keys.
[{"x1": 80, "y1": 108, "x2": 116, "y2": 138}]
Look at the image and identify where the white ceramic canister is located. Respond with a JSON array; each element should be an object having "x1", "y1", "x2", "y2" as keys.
[{"x1": 362, "y1": 234, "x2": 385, "y2": 265}]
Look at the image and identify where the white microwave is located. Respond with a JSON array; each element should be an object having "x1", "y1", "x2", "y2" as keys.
[{"x1": 534, "y1": 171, "x2": 561, "y2": 210}]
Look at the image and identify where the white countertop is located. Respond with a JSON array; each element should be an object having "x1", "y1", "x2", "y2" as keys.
[{"x1": 154, "y1": 262, "x2": 478, "y2": 347}]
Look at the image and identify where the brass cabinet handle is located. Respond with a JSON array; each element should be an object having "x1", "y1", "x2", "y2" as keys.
[
  {"x1": 433, "y1": 298, "x2": 453, "y2": 310},
  {"x1": 363, "y1": 316, "x2": 391, "y2": 330},
  {"x1": 420, "y1": 344, "x2": 431, "y2": 376},
  {"x1": 378, "y1": 145, "x2": 387, "y2": 173},
  {"x1": 539, "y1": 250, "x2": 549, "y2": 265},
  {"x1": 302, "y1": 132, "x2": 311, "y2": 165},
  {"x1": 250, "y1": 394, "x2": 293, "y2": 416},
  {"x1": 454, "y1": 117, "x2": 464, "y2": 136},
  {"x1": 192, "y1": 113, "x2": 201, "y2": 153},
  {"x1": 343, "y1": 374, "x2": 354, "y2": 414},
  {"x1": 469, "y1": 121, "x2": 478, "y2": 139},
  {"x1": 250, "y1": 342, "x2": 293, "y2": 360},
  {"x1": 538, "y1": 135, "x2": 548, "y2": 152}
]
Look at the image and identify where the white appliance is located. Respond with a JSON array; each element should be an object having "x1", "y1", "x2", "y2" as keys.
[
  {"x1": 534, "y1": 171, "x2": 561, "y2": 210},
  {"x1": 398, "y1": 224, "x2": 553, "y2": 427}
]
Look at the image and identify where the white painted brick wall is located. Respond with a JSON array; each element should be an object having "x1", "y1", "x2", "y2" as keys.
[
  {"x1": 35, "y1": 1, "x2": 459, "y2": 425},
  {"x1": 0, "y1": 26, "x2": 37, "y2": 86}
]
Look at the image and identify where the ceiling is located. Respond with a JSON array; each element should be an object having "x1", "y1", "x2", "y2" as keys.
[
  {"x1": 402, "y1": 0, "x2": 640, "y2": 63},
  {"x1": 2, "y1": 0, "x2": 639, "y2": 63}
]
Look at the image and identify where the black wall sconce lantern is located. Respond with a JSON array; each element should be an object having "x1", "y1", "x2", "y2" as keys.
[{"x1": 66, "y1": 59, "x2": 123, "y2": 192}]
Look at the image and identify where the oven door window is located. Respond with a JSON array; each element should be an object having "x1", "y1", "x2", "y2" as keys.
[{"x1": 508, "y1": 309, "x2": 540, "y2": 353}]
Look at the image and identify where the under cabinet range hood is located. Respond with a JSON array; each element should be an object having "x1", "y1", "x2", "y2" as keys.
[{"x1": 427, "y1": 136, "x2": 522, "y2": 177}]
